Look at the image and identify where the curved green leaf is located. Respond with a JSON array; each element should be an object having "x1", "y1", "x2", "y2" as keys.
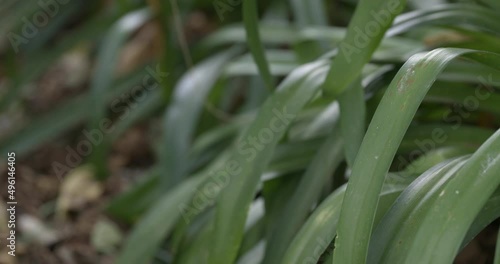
[
  {"x1": 332, "y1": 48, "x2": 500, "y2": 264},
  {"x1": 88, "y1": 8, "x2": 151, "y2": 178},
  {"x1": 208, "y1": 60, "x2": 330, "y2": 263},
  {"x1": 403, "y1": 129, "x2": 500, "y2": 263},
  {"x1": 368, "y1": 156, "x2": 468, "y2": 263},
  {"x1": 159, "y1": 48, "x2": 241, "y2": 189}
]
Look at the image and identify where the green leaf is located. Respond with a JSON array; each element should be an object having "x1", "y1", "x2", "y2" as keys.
[
  {"x1": 208, "y1": 60, "x2": 330, "y2": 264},
  {"x1": 403, "y1": 129, "x2": 500, "y2": 263},
  {"x1": 289, "y1": 0, "x2": 328, "y2": 27},
  {"x1": 323, "y1": 0, "x2": 406, "y2": 97},
  {"x1": 262, "y1": 129, "x2": 343, "y2": 264},
  {"x1": 106, "y1": 169, "x2": 160, "y2": 221},
  {"x1": 202, "y1": 24, "x2": 424, "y2": 65},
  {"x1": 368, "y1": 156, "x2": 468, "y2": 263},
  {"x1": 332, "y1": 48, "x2": 500, "y2": 264},
  {"x1": 159, "y1": 48, "x2": 241, "y2": 189},
  {"x1": 88, "y1": 8, "x2": 151, "y2": 179},
  {"x1": 282, "y1": 173, "x2": 410, "y2": 264},
  {"x1": 174, "y1": 209, "x2": 215, "y2": 264},
  {"x1": 401, "y1": 147, "x2": 472, "y2": 175},
  {"x1": 388, "y1": 4, "x2": 500, "y2": 36},
  {"x1": 238, "y1": 202, "x2": 266, "y2": 259},
  {"x1": 338, "y1": 78, "x2": 366, "y2": 167},
  {"x1": 116, "y1": 175, "x2": 204, "y2": 264},
  {"x1": 243, "y1": 0, "x2": 274, "y2": 90}
]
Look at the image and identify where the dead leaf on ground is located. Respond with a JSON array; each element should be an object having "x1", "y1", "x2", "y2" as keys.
[{"x1": 56, "y1": 166, "x2": 103, "y2": 219}]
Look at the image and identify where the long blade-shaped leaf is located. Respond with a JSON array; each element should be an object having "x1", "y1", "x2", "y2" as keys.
[
  {"x1": 88, "y1": 8, "x2": 151, "y2": 178},
  {"x1": 403, "y1": 130, "x2": 500, "y2": 263},
  {"x1": 209, "y1": 60, "x2": 330, "y2": 264},
  {"x1": 369, "y1": 156, "x2": 468, "y2": 263},
  {"x1": 159, "y1": 48, "x2": 240, "y2": 189},
  {"x1": 323, "y1": 0, "x2": 406, "y2": 96},
  {"x1": 282, "y1": 172, "x2": 412, "y2": 264},
  {"x1": 332, "y1": 48, "x2": 500, "y2": 264},
  {"x1": 338, "y1": 78, "x2": 366, "y2": 167},
  {"x1": 262, "y1": 128, "x2": 343, "y2": 264},
  {"x1": 243, "y1": 0, "x2": 274, "y2": 90},
  {"x1": 116, "y1": 176, "x2": 204, "y2": 264},
  {"x1": 388, "y1": 4, "x2": 500, "y2": 36},
  {"x1": 289, "y1": 0, "x2": 327, "y2": 27}
]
